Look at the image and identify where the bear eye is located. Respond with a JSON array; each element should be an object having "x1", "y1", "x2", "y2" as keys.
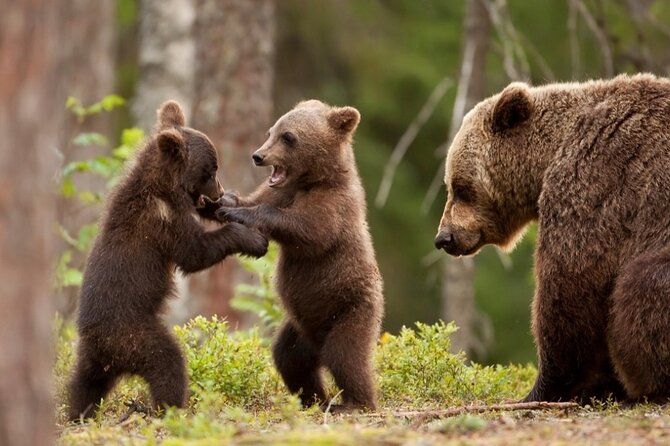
[
  {"x1": 452, "y1": 184, "x2": 474, "y2": 203},
  {"x1": 280, "y1": 132, "x2": 296, "y2": 147}
]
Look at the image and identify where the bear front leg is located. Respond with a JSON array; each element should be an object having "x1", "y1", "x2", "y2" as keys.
[
  {"x1": 196, "y1": 194, "x2": 239, "y2": 221},
  {"x1": 524, "y1": 254, "x2": 618, "y2": 403},
  {"x1": 173, "y1": 220, "x2": 268, "y2": 274}
]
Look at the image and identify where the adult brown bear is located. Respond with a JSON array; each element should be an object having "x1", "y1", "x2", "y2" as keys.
[{"x1": 434, "y1": 74, "x2": 670, "y2": 403}]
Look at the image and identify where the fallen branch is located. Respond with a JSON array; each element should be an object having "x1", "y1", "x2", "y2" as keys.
[{"x1": 359, "y1": 401, "x2": 579, "y2": 423}]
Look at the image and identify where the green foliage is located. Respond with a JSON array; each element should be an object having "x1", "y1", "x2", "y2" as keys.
[
  {"x1": 175, "y1": 316, "x2": 282, "y2": 409},
  {"x1": 377, "y1": 321, "x2": 535, "y2": 406},
  {"x1": 55, "y1": 317, "x2": 534, "y2": 430},
  {"x1": 231, "y1": 244, "x2": 284, "y2": 333},
  {"x1": 66, "y1": 94, "x2": 126, "y2": 119},
  {"x1": 55, "y1": 95, "x2": 144, "y2": 290}
]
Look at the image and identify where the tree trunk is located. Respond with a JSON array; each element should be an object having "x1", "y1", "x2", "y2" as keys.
[
  {"x1": 188, "y1": 0, "x2": 275, "y2": 322},
  {"x1": 133, "y1": 0, "x2": 197, "y2": 131},
  {"x1": 0, "y1": 1, "x2": 66, "y2": 444},
  {"x1": 133, "y1": 0, "x2": 198, "y2": 323},
  {"x1": 442, "y1": 0, "x2": 491, "y2": 358},
  {"x1": 57, "y1": 0, "x2": 116, "y2": 316}
]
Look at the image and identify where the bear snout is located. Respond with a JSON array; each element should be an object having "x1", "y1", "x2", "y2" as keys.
[
  {"x1": 252, "y1": 153, "x2": 265, "y2": 166},
  {"x1": 434, "y1": 231, "x2": 454, "y2": 252}
]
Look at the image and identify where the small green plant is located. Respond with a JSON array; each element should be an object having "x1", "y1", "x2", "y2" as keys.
[
  {"x1": 55, "y1": 95, "x2": 144, "y2": 290},
  {"x1": 376, "y1": 321, "x2": 536, "y2": 406},
  {"x1": 55, "y1": 316, "x2": 535, "y2": 428},
  {"x1": 231, "y1": 243, "x2": 284, "y2": 333},
  {"x1": 175, "y1": 316, "x2": 283, "y2": 409}
]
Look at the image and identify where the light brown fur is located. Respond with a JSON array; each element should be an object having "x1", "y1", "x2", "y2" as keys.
[
  {"x1": 209, "y1": 100, "x2": 384, "y2": 411},
  {"x1": 435, "y1": 74, "x2": 670, "y2": 403}
]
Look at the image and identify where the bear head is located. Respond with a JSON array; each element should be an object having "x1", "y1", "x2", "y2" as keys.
[
  {"x1": 250, "y1": 99, "x2": 360, "y2": 188},
  {"x1": 435, "y1": 82, "x2": 536, "y2": 256},
  {"x1": 154, "y1": 101, "x2": 224, "y2": 205}
]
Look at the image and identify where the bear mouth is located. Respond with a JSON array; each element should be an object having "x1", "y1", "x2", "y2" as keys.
[{"x1": 268, "y1": 165, "x2": 287, "y2": 187}]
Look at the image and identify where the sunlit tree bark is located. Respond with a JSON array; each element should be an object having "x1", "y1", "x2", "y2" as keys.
[
  {"x1": 188, "y1": 0, "x2": 276, "y2": 321},
  {"x1": 0, "y1": 1, "x2": 66, "y2": 444}
]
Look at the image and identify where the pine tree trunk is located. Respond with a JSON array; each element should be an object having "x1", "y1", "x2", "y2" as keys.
[
  {"x1": 0, "y1": 1, "x2": 66, "y2": 444},
  {"x1": 188, "y1": 0, "x2": 276, "y2": 321},
  {"x1": 442, "y1": 0, "x2": 491, "y2": 358}
]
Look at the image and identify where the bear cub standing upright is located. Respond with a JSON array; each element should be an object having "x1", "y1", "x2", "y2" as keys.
[
  {"x1": 67, "y1": 101, "x2": 268, "y2": 421},
  {"x1": 212, "y1": 100, "x2": 384, "y2": 411}
]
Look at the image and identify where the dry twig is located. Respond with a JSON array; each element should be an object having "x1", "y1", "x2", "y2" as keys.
[
  {"x1": 569, "y1": 0, "x2": 614, "y2": 76},
  {"x1": 375, "y1": 77, "x2": 453, "y2": 208}
]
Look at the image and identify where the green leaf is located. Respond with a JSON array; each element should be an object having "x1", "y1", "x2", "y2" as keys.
[
  {"x1": 62, "y1": 160, "x2": 91, "y2": 177},
  {"x1": 77, "y1": 191, "x2": 100, "y2": 205},
  {"x1": 75, "y1": 224, "x2": 99, "y2": 251},
  {"x1": 61, "y1": 268, "x2": 83, "y2": 287},
  {"x1": 65, "y1": 96, "x2": 80, "y2": 109},
  {"x1": 100, "y1": 94, "x2": 125, "y2": 111},
  {"x1": 60, "y1": 177, "x2": 76, "y2": 198},
  {"x1": 73, "y1": 132, "x2": 108, "y2": 147},
  {"x1": 120, "y1": 127, "x2": 145, "y2": 147}
]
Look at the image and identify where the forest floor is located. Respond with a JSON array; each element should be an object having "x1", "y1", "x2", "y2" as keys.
[
  {"x1": 57, "y1": 403, "x2": 670, "y2": 445},
  {"x1": 54, "y1": 317, "x2": 670, "y2": 445}
]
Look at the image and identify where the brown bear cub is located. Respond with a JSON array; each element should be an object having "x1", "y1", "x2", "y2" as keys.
[
  {"x1": 67, "y1": 101, "x2": 268, "y2": 421},
  {"x1": 434, "y1": 74, "x2": 670, "y2": 403},
  {"x1": 210, "y1": 100, "x2": 384, "y2": 411}
]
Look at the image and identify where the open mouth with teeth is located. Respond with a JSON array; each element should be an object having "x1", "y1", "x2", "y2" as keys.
[{"x1": 268, "y1": 165, "x2": 287, "y2": 187}]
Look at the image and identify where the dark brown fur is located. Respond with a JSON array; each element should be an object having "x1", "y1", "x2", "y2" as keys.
[
  {"x1": 211, "y1": 100, "x2": 384, "y2": 410},
  {"x1": 67, "y1": 101, "x2": 268, "y2": 421},
  {"x1": 435, "y1": 74, "x2": 670, "y2": 403}
]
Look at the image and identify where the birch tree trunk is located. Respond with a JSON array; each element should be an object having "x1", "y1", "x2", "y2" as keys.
[
  {"x1": 0, "y1": 1, "x2": 66, "y2": 444},
  {"x1": 133, "y1": 0, "x2": 275, "y2": 323},
  {"x1": 442, "y1": 0, "x2": 491, "y2": 358},
  {"x1": 133, "y1": 0, "x2": 197, "y2": 322},
  {"x1": 188, "y1": 0, "x2": 275, "y2": 321},
  {"x1": 133, "y1": 0, "x2": 196, "y2": 131}
]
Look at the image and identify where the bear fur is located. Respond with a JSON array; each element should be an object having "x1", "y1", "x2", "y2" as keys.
[
  {"x1": 211, "y1": 99, "x2": 384, "y2": 410},
  {"x1": 67, "y1": 101, "x2": 268, "y2": 421},
  {"x1": 434, "y1": 73, "x2": 670, "y2": 403}
]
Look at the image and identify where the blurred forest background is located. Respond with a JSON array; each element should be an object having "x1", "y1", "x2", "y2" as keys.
[
  {"x1": 28, "y1": 0, "x2": 670, "y2": 363},
  {"x1": 3, "y1": 1, "x2": 670, "y2": 444}
]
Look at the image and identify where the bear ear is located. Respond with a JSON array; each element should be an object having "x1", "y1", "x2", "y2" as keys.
[
  {"x1": 157, "y1": 128, "x2": 186, "y2": 161},
  {"x1": 157, "y1": 100, "x2": 186, "y2": 129},
  {"x1": 490, "y1": 83, "x2": 533, "y2": 134},
  {"x1": 327, "y1": 106, "x2": 361, "y2": 136}
]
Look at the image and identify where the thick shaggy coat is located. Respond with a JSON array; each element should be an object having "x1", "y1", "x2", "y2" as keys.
[
  {"x1": 435, "y1": 74, "x2": 670, "y2": 402},
  {"x1": 213, "y1": 100, "x2": 384, "y2": 410},
  {"x1": 67, "y1": 101, "x2": 268, "y2": 420}
]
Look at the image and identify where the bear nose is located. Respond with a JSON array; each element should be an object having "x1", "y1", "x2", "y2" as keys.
[
  {"x1": 252, "y1": 153, "x2": 264, "y2": 166},
  {"x1": 434, "y1": 232, "x2": 455, "y2": 251}
]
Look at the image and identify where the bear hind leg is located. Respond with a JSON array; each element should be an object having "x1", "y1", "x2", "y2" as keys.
[
  {"x1": 272, "y1": 321, "x2": 326, "y2": 408},
  {"x1": 132, "y1": 325, "x2": 188, "y2": 412},
  {"x1": 67, "y1": 351, "x2": 119, "y2": 421},
  {"x1": 609, "y1": 249, "x2": 670, "y2": 401},
  {"x1": 321, "y1": 307, "x2": 379, "y2": 411}
]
